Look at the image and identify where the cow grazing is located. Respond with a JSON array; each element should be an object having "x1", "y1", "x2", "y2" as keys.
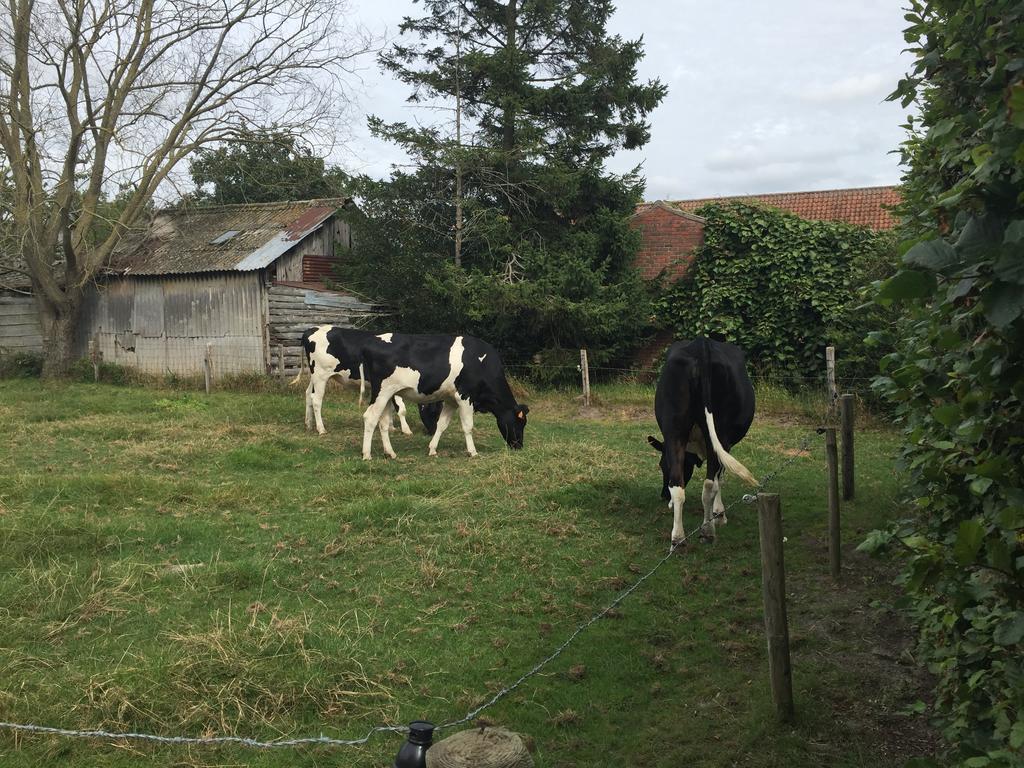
[
  {"x1": 358, "y1": 333, "x2": 528, "y2": 460},
  {"x1": 292, "y1": 326, "x2": 414, "y2": 437},
  {"x1": 648, "y1": 337, "x2": 758, "y2": 545}
]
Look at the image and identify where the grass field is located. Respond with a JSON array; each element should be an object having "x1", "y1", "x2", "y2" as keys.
[{"x1": 0, "y1": 378, "x2": 936, "y2": 767}]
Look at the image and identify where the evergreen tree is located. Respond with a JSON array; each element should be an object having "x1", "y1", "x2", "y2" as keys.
[
  {"x1": 188, "y1": 129, "x2": 348, "y2": 205},
  {"x1": 349, "y1": 0, "x2": 667, "y2": 370}
]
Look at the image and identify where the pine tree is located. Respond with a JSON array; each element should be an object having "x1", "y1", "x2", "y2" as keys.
[{"x1": 353, "y1": 0, "x2": 666, "y2": 369}]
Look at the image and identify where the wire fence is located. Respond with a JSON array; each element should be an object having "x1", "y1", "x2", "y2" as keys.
[{"x1": 0, "y1": 429, "x2": 819, "y2": 753}]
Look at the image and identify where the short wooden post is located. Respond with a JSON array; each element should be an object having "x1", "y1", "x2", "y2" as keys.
[
  {"x1": 840, "y1": 394, "x2": 855, "y2": 500},
  {"x1": 204, "y1": 343, "x2": 213, "y2": 394},
  {"x1": 580, "y1": 348, "x2": 591, "y2": 407},
  {"x1": 825, "y1": 427, "x2": 841, "y2": 582},
  {"x1": 277, "y1": 344, "x2": 285, "y2": 382},
  {"x1": 757, "y1": 493, "x2": 795, "y2": 723},
  {"x1": 90, "y1": 334, "x2": 101, "y2": 382},
  {"x1": 825, "y1": 346, "x2": 837, "y2": 407}
]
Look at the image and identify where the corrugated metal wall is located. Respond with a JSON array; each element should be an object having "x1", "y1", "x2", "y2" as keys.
[
  {"x1": 75, "y1": 273, "x2": 266, "y2": 375},
  {"x1": 267, "y1": 284, "x2": 383, "y2": 376},
  {"x1": 0, "y1": 292, "x2": 44, "y2": 353}
]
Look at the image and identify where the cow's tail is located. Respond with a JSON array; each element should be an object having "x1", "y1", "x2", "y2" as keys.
[
  {"x1": 700, "y1": 336, "x2": 758, "y2": 486},
  {"x1": 358, "y1": 363, "x2": 366, "y2": 407},
  {"x1": 289, "y1": 329, "x2": 315, "y2": 386}
]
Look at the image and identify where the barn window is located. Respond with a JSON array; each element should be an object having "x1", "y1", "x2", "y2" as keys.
[{"x1": 209, "y1": 230, "x2": 241, "y2": 245}]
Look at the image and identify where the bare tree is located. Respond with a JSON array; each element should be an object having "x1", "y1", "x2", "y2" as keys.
[{"x1": 0, "y1": 0, "x2": 372, "y2": 376}]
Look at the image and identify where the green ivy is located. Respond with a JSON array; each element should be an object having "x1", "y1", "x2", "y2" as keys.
[
  {"x1": 858, "y1": 2, "x2": 1024, "y2": 765},
  {"x1": 653, "y1": 202, "x2": 897, "y2": 380}
]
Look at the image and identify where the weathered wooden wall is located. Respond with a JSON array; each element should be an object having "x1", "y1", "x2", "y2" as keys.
[
  {"x1": 267, "y1": 284, "x2": 383, "y2": 376},
  {"x1": 0, "y1": 292, "x2": 44, "y2": 353},
  {"x1": 75, "y1": 273, "x2": 266, "y2": 375}
]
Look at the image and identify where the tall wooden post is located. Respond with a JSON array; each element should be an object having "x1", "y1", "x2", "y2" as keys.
[
  {"x1": 825, "y1": 346, "x2": 837, "y2": 407},
  {"x1": 840, "y1": 394, "x2": 855, "y2": 500},
  {"x1": 580, "y1": 349, "x2": 591, "y2": 407},
  {"x1": 757, "y1": 493, "x2": 795, "y2": 723},
  {"x1": 204, "y1": 343, "x2": 213, "y2": 394},
  {"x1": 277, "y1": 344, "x2": 285, "y2": 382},
  {"x1": 825, "y1": 427, "x2": 841, "y2": 582},
  {"x1": 90, "y1": 334, "x2": 101, "y2": 382}
]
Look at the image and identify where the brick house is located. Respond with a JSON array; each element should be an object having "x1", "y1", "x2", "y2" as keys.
[
  {"x1": 630, "y1": 185, "x2": 901, "y2": 283},
  {"x1": 629, "y1": 185, "x2": 901, "y2": 367}
]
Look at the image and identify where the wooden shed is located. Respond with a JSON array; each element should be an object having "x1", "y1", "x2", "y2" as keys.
[{"x1": 61, "y1": 197, "x2": 384, "y2": 377}]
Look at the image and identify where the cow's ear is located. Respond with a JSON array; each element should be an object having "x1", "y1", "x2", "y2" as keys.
[
  {"x1": 520, "y1": 405, "x2": 529, "y2": 416},
  {"x1": 647, "y1": 435, "x2": 664, "y2": 452}
]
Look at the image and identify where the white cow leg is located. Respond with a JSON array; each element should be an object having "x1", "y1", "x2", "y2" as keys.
[
  {"x1": 669, "y1": 485, "x2": 686, "y2": 546},
  {"x1": 457, "y1": 400, "x2": 477, "y2": 457},
  {"x1": 362, "y1": 391, "x2": 394, "y2": 460},
  {"x1": 394, "y1": 395, "x2": 413, "y2": 436},
  {"x1": 712, "y1": 476, "x2": 726, "y2": 525},
  {"x1": 304, "y1": 377, "x2": 315, "y2": 430},
  {"x1": 311, "y1": 372, "x2": 331, "y2": 435},
  {"x1": 701, "y1": 479, "x2": 717, "y2": 540},
  {"x1": 427, "y1": 401, "x2": 457, "y2": 457},
  {"x1": 377, "y1": 406, "x2": 398, "y2": 459}
]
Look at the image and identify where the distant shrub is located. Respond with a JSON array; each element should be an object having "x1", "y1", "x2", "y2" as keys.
[{"x1": 0, "y1": 351, "x2": 43, "y2": 379}]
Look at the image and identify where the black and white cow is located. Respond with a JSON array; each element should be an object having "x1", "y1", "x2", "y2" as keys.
[
  {"x1": 292, "y1": 326, "x2": 414, "y2": 437},
  {"x1": 648, "y1": 337, "x2": 758, "y2": 545},
  {"x1": 358, "y1": 333, "x2": 528, "y2": 460}
]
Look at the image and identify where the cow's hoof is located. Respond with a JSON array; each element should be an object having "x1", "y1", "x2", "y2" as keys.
[
  {"x1": 386, "y1": 451, "x2": 397, "y2": 459},
  {"x1": 466, "y1": 451, "x2": 478, "y2": 458},
  {"x1": 401, "y1": 427, "x2": 413, "y2": 436},
  {"x1": 699, "y1": 532, "x2": 716, "y2": 544},
  {"x1": 362, "y1": 454, "x2": 372, "y2": 461},
  {"x1": 317, "y1": 429, "x2": 327, "y2": 437},
  {"x1": 428, "y1": 450, "x2": 438, "y2": 458},
  {"x1": 670, "y1": 539, "x2": 687, "y2": 553}
]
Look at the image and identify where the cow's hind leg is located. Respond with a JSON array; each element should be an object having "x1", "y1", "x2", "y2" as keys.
[
  {"x1": 377, "y1": 406, "x2": 398, "y2": 459},
  {"x1": 457, "y1": 400, "x2": 477, "y2": 457},
  {"x1": 394, "y1": 396, "x2": 413, "y2": 436},
  {"x1": 362, "y1": 385, "x2": 398, "y2": 460},
  {"x1": 700, "y1": 453, "x2": 723, "y2": 541},
  {"x1": 304, "y1": 375, "x2": 315, "y2": 430},
  {"x1": 310, "y1": 370, "x2": 333, "y2": 435},
  {"x1": 427, "y1": 401, "x2": 457, "y2": 457}
]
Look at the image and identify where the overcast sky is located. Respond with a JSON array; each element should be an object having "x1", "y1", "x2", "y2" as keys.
[{"x1": 334, "y1": 0, "x2": 913, "y2": 201}]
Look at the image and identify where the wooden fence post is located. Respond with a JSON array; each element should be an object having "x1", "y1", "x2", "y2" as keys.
[
  {"x1": 825, "y1": 427, "x2": 841, "y2": 582},
  {"x1": 825, "y1": 346, "x2": 837, "y2": 407},
  {"x1": 277, "y1": 344, "x2": 285, "y2": 382},
  {"x1": 840, "y1": 394, "x2": 855, "y2": 500},
  {"x1": 90, "y1": 334, "x2": 101, "y2": 382},
  {"x1": 204, "y1": 343, "x2": 213, "y2": 394},
  {"x1": 580, "y1": 349, "x2": 591, "y2": 407},
  {"x1": 757, "y1": 493, "x2": 795, "y2": 723}
]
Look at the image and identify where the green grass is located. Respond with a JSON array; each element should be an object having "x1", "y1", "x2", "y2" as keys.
[{"x1": 0, "y1": 379, "x2": 934, "y2": 767}]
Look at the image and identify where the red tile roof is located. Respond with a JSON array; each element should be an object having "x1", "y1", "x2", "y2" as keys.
[{"x1": 670, "y1": 185, "x2": 901, "y2": 230}]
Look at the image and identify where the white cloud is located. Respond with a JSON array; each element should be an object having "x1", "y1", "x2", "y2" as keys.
[{"x1": 800, "y1": 72, "x2": 893, "y2": 104}]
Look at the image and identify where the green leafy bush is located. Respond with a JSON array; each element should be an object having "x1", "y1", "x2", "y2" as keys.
[
  {"x1": 0, "y1": 351, "x2": 43, "y2": 378},
  {"x1": 653, "y1": 202, "x2": 897, "y2": 381},
  {"x1": 859, "y1": 2, "x2": 1024, "y2": 765}
]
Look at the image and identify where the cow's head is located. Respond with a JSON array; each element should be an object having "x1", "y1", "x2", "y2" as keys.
[
  {"x1": 418, "y1": 402, "x2": 443, "y2": 436},
  {"x1": 497, "y1": 404, "x2": 529, "y2": 449},
  {"x1": 647, "y1": 435, "x2": 670, "y2": 501}
]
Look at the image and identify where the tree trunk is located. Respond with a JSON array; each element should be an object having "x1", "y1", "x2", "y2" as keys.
[
  {"x1": 502, "y1": 0, "x2": 517, "y2": 152},
  {"x1": 39, "y1": 290, "x2": 83, "y2": 379}
]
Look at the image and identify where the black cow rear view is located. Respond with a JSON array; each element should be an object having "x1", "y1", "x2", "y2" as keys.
[{"x1": 648, "y1": 337, "x2": 758, "y2": 545}]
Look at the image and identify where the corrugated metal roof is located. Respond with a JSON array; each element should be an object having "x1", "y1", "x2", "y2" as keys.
[{"x1": 110, "y1": 198, "x2": 349, "y2": 276}]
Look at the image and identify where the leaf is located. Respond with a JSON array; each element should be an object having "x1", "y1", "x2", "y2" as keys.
[
  {"x1": 903, "y1": 239, "x2": 958, "y2": 271},
  {"x1": 878, "y1": 270, "x2": 936, "y2": 301},
  {"x1": 931, "y1": 404, "x2": 961, "y2": 427},
  {"x1": 993, "y1": 613, "x2": 1024, "y2": 646},
  {"x1": 970, "y1": 477, "x2": 993, "y2": 496},
  {"x1": 954, "y1": 519, "x2": 985, "y2": 566},
  {"x1": 993, "y1": 252, "x2": 1024, "y2": 284},
  {"x1": 1009, "y1": 82, "x2": 1024, "y2": 128},
  {"x1": 982, "y1": 281, "x2": 1024, "y2": 327},
  {"x1": 1005, "y1": 220, "x2": 1024, "y2": 243},
  {"x1": 1011, "y1": 720, "x2": 1024, "y2": 750}
]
